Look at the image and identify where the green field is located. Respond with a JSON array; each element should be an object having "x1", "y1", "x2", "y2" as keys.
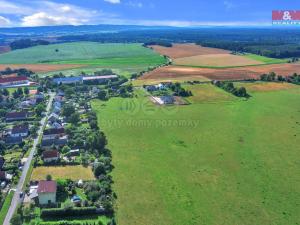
[
  {"x1": 92, "y1": 84, "x2": 300, "y2": 225},
  {"x1": 244, "y1": 54, "x2": 287, "y2": 64},
  {"x1": 0, "y1": 42, "x2": 166, "y2": 78}
]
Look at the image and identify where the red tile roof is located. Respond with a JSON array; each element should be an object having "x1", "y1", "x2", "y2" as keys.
[
  {"x1": 0, "y1": 76, "x2": 28, "y2": 84},
  {"x1": 42, "y1": 150, "x2": 59, "y2": 159},
  {"x1": 37, "y1": 180, "x2": 57, "y2": 193}
]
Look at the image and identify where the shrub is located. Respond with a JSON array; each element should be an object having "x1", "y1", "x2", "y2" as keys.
[{"x1": 40, "y1": 207, "x2": 98, "y2": 218}]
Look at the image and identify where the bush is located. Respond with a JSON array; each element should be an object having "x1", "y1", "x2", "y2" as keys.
[{"x1": 40, "y1": 207, "x2": 98, "y2": 217}]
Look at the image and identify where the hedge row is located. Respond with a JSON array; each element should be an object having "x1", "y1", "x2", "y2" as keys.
[
  {"x1": 41, "y1": 207, "x2": 97, "y2": 217},
  {"x1": 39, "y1": 222, "x2": 103, "y2": 225}
]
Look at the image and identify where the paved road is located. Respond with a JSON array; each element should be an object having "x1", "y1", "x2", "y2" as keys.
[{"x1": 3, "y1": 92, "x2": 54, "y2": 225}]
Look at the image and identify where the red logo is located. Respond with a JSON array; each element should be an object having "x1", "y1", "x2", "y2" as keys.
[{"x1": 272, "y1": 10, "x2": 300, "y2": 21}]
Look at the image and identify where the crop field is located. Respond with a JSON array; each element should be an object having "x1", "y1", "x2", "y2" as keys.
[
  {"x1": 174, "y1": 53, "x2": 264, "y2": 67},
  {"x1": 150, "y1": 44, "x2": 230, "y2": 58},
  {"x1": 92, "y1": 86, "x2": 300, "y2": 225},
  {"x1": 31, "y1": 165, "x2": 95, "y2": 181},
  {"x1": 0, "y1": 42, "x2": 166, "y2": 77},
  {"x1": 140, "y1": 64, "x2": 300, "y2": 82},
  {"x1": 236, "y1": 82, "x2": 299, "y2": 92}
]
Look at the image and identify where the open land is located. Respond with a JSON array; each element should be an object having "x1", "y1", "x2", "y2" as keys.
[
  {"x1": 0, "y1": 42, "x2": 166, "y2": 77},
  {"x1": 92, "y1": 85, "x2": 300, "y2": 225},
  {"x1": 139, "y1": 64, "x2": 300, "y2": 83},
  {"x1": 31, "y1": 165, "x2": 95, "y2": 181},
  {"x1": 150, "y1": 44, "x2": 231, "y2": 58}
]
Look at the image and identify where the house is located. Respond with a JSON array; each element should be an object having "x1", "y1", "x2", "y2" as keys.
[
  {"x1": 34, "y1": 94, "x2": 44, "y2": 103},
  {"x1": 6, "y1": 111, "x2": 28, "y2": 122},
  {"x1": 53, "y1": 101, "x2": 62, "y2": 109},
  {"x1": 42, "y1": 150, "x2": 60, "y2": 163},
  {"x1": 41, "y1": 136, "x2": 68, "y2": 149},
  {"x1": 54, "y1": 95, "x2": 64, "y2": 103},
  {"x1": 48, "y1": 113, "x2": 61, "y2": 124},
  {"x1": 5, "y1": 136, "x2": 23, "y2": 145},
  {"x1": 43, "y1": 128, "x2": 65, "y2": 140},
  {"x1": 37, "y1": 180, "x2": 57, "y2": 205},
  {"x1": 49, "y1": 122, "x2": 63, "y2": 129},
  {"x1": 20, "y1": 99, "x2": 36, "y2": 108},
  {"x1": 0, "y1": 171, "x2": 12, "y2": 181},
  {"x1": 146, "y1": 85, "x2": 157, "y2": 92},
  {"x1": 53, "y1": 77, "x2": 83, "y2": 85},
  {"x1": 11, "y1": 124, "x2": 29, "y2": 138},
  {"x1": 0, "y1": 76, "x2": 29, "y2": 87}
]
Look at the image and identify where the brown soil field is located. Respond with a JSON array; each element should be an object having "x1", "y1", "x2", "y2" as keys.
[
  {"x1": 150, "y1": 44, "x2": 230, "y2": 59},
  {"x1": 174, "y1": 54, "x2": 263, "y2": 67},
  {"x1": 140, "y1": 64, "x2": 300, "y2": 82},
  {"x1": 238, "y1": 82, "x2": 298, "y2": 92},
  {"x1": 0, "y1": 46, "x2": 11, "y2": 54},
  {"x1": 0, "y1": 64, "x2": 85, "y2": 73}
]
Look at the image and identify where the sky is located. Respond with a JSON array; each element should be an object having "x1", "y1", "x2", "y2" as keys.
[{"x1": 0, "y1": 0, "x2": 299, "y2": 27}]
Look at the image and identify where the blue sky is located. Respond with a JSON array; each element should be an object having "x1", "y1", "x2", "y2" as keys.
[{"x1": 0, "y1": 0, "x2": 299, "y2": 27}]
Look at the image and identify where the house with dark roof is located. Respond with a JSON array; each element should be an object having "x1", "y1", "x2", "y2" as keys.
[
  {"x1": 6, "y1": 111, "x2": 29, "y2": 122},
  {"x1": 41, "y1": 137, "x2": 68, "y2": 150},
  {"x1": 43, "y1": 128, "x2": 65, "y2": 140},
  {"x1": 5, "y1": 136, "x2": 23, "y2": 145},
  {"x1": 48, "y1": 113, "x2": 61, "y2": 124},
  {"x1": 37, "y1": 180, "x2": 57, "y2": 205},
  {"x1": 11, "y1": 124, "x2": 29, "y2": 138},
  {"x1": 42, "y1": 150, "x2": 60, "y2": 163}
]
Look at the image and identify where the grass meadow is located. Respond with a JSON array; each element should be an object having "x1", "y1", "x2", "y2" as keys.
[
  {"x1": 31, "y1": 165, "x2": 95, "y2": 181},
  {"x1": 92, "y1": 84, "x2": 300, "y2": 225}
]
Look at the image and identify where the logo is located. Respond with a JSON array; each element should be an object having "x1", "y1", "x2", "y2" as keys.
[{"x1": 272, "y1": 10, "x2": 300, "y2": 25}]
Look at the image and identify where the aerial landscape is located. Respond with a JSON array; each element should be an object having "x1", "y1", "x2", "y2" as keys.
[{"x1": 0, "y1": 0, "x2": 299, "y2": 225}]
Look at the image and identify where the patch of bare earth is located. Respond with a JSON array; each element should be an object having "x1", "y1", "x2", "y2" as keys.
[
  {"x1": 150, "y1": 44, "x2": 230, "y2": 59},
  {"x1": 140, "y1": 64, "x2": 300, "y2": 82},
  {"x1": 0, "y1": 64, "x2": 85, "y2": 73}
]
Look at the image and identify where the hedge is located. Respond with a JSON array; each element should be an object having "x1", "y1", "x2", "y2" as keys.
[{"x1": 41, "y1": 207, "x2": 97, "y2": 217}]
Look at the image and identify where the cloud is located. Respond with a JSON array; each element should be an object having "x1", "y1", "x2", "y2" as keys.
[
  {"x1": 22, "y1": 12, "x2": 87, "y2": 26},
  {"x1": 0, "y1": 0, "x2": 116, "y2": 27},
  {"x1": 104, "y1": 0, "x2": 121, "y2": 4},
  {"x1": 0, "y1": 15, "x2": 11, "y2": 26}
]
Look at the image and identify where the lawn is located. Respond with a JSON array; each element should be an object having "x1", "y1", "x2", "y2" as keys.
[
  {"x1": 92, "y1": 86, "x2": 300, "y2": 225},
  {"x1": 0, "y1": 191, "x2": 15, "y2": 225},
  {"x1": 31, "y1": 165, "x2": 95, "y2": 181}
]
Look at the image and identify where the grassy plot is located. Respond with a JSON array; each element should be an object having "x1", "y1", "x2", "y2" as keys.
[
  {"x1": 92, "y1": 86, "x2": 300, "y2": 225},
  {"x1": 31, "y1": 165, "x2": 95, "y2": 181},
  {"x1": 0, "y1": 191, "x2": 15, "y2": 225},
  {"x1": 0, "y1": 42, "x2": 166, "y2": 64},
  {"x1": 244, "y1": 54, "x2": 287, "y2": 64}
]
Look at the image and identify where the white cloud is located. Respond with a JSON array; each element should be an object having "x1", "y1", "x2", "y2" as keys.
[
  {"x1": 22, "y1": 12, "x2": 87, "y2": 26},
  {"x1": 104, "y1": 0, "x2": 121, "y2": 4},
  {"x1": 0, "y1": 15, "x2": 10, "y2": 26}
]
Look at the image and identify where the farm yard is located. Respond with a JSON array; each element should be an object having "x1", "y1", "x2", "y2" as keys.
[
  {"x1": 31, "y1": 165, "x2": 95, "y2": 181},
  {"x1": 92, "y1": 85, "x2": 300, "y2": 225}
]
